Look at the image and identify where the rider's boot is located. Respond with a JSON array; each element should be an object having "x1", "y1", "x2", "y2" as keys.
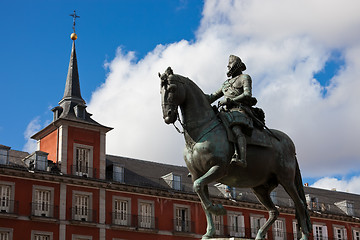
[{"x1": 231, "y1": 126, "x2": 247, "y2": 167}]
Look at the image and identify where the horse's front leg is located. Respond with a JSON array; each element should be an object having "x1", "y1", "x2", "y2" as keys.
[
  {"x1": 202, "y1": 186, "x2": 216, "y2": 239},
  {"x1": 193, "y1": 165, "x2": 227, "y2": 216}
]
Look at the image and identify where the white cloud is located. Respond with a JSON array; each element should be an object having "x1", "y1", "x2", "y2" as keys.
[
  {"x1": 88, "y1": 0, "x2": 360, "y2": 180},
  {"x1": 311, "y1": 176, "x2": 360, "y2": 195},
  {"x1": 23, "y1": 117, "x2": 41, "y2": 153}
]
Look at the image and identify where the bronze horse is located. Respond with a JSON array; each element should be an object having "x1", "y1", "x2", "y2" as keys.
[{"x1": 159, "y1": 67, "x2": 311, "y2": 240}]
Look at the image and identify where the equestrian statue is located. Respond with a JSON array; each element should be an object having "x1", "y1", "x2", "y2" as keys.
[{"x1": 159, "y1": 55, "x2": 311, "y2": 240}]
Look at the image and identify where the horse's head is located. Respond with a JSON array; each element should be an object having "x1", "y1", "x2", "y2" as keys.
[{"x1": 159, "y1": 67, "x2": 186, "y2": 124}]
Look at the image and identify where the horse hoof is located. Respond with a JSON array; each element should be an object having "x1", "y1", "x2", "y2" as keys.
[{"x1": 208, "y1": 203, "x2": 227, "y2": 215}]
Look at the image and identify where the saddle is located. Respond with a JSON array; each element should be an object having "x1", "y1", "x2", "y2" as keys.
[{"x1": 215, "y1": 106, "x2": 272, "y2": 148}]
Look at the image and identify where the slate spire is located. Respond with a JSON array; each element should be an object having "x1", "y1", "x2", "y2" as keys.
[{"x1": 59, "y1": 41, "x2": 85, "y2": 106}]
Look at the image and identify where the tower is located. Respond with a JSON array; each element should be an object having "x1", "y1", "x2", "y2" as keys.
[{"x1": 31, "y1": 17, "x2": 112, "y2": 179}]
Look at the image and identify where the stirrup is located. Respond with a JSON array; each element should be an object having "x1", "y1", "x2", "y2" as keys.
[{"x1": 231, "y1": 154, "x2": 247, "y2": 167}]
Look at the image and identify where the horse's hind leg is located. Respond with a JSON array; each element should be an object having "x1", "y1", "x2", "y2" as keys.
[
  {"x1": 252, "y1": 184, "x2": 279, "y2": 240},
  {"x1": 193, "y1": 165, "x2": 227, "y2": 216},
  {"x1": 282, "y1": 182, "x2": 310, "y2": 240}
]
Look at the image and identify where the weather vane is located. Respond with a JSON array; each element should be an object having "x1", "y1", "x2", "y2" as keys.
[{"x1": 69, "y1": 10, "x2": 80, "y2": 40}]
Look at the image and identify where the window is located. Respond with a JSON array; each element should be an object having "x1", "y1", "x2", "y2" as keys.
[
  {"x1": 73, "y1": 144, "x2": 93, "y2": 177},
  {"x1": 32, "y1": 185, "x2": 54, "y2": 217},
  {"x1": 335, "y1": 200, "x2": 354, "y2": 216},
  {"x1": 353, "y1": 229, "x2": 360, "y2": 240},
  {"x1": 138, "y1": 200, "x2": 155, "y2": 229},
  {"x1": 173, "y1": 175, "x2": 181, "y2": 190},
  {"x1": 228, "y1": 212, "x2": 245, "y2": 237},
  {"x1": 71, "y1": 235, "x2": 92, "y2": 240},
  {"x1": 271, "y1": 191, "x2": 277, "y2": 205},
  {"x1": 72, "y1": 191, "x2": 93, "y2": 222},
  {"x1": 293, "y1": 221, "x2": 299, "y2": 240},
  {"x1": 0, "y1": 228, "x2": 12, "y2": 240},
  {"x1": 273, "y1": 219, "x2": 286, "y2": 240},
  {"x1": 0, "y1": 147, "x2": 9, "y2": 165},
  {"x1": 113, "y1": 165, "x2": 124, "y2": 183},
  {"x1": 161, "y1": 173, "x2": 182, "y2": 190},
  {"x1": 113, "y1": 197, "x2": 130, "y2": 226},
  {"x1": 334, "y1": 226, "x2": 347, "y2": 240},
  {"x1": 36, "y1": 154, "x2": 48, "y2": 171},
  {"x1": 174, "y1": 205, "x2": 191, "y2": 232},
  {"x1": 0, "y1": 182, "x2": 14, "y2": 213},
  {"x1": 31, "y1": 231, "x2": 53, "y2": 240},
  {"x1": 313, "y1": 224, "x2": 328, "y2": 240},
  {"x1": 306, "y1": 194, "x2": 318, "y2": 210},
  {"x1": 213, "y1": 215, "x2": 223, "y2": 235},
  {"x1": 250, "y1": 215, "x2": 266, "y2": 238}
]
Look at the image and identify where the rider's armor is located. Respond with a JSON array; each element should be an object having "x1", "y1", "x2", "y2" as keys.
[{"x1": 208, "y1": 55, "x2": 257, "y2": 167}]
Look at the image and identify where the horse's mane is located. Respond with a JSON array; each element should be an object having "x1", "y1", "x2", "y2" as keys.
[{"x1": 173, "y1": 74, "x2": 207, "y2": 97}]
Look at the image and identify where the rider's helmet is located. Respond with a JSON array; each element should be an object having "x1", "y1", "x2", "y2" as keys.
[{"x1": 227, "y1": 55, "x2": 246, "y2": 77}]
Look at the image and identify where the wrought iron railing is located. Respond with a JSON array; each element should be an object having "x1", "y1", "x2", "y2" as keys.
[
  {"x1": 111, "y1": 213, "x2": 158, "y2": 230},
  {"x1": 173, "y1": 219, "x2": 195, "y2": 233},
  {"x1": 70, "y1": 207, "x2": 97, "y2": 223},
  {"x1": 71, "y1": 165, "x2": 97, "y2": 178},
  {"x1": 0, "y1": 199, "x2": 18, "y2": 214},
  {"x1": 30, "y1": 202, "x2": 58, "y2": 219}
]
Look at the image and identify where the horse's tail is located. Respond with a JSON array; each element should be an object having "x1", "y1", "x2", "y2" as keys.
[{"x1": 294, "y1": 158, "x2": 312, "y2": 233}]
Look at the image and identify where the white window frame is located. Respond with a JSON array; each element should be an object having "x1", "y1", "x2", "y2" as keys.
[
  {"x1": 313, "y1": 223, "x2": 328, "y2": 240},
  {"x1": 32, "y1": 185, "x2": 54, "y2": 217},
  {"x1": 174, "y1": 204, "x2": 191, "y2": 232},
  {"x1": 72, "y1": 190, "x2": 93, "y2": 222},
  {"x1": 73, "y1": 143, "x2": 93, "y2": 177},
  {"x1": 273, "y1": 219, "x2": 286, "y2": 240},
  {"x1": 71, "y1": 234, "x2": 92, "y2": 240},
  {"x1": 31, "y1": 230, "x2": 53, "y2": 240},
  {"x1": 212, "y1": 215, "x2": 223, "y2": 236},
  {"x1": 293, "y1": 220, "x2": 300, "y2": 240},
  {"x1": 35, "y1": 154, "x2": 48, "y2": 171},
  {"x1": 138, "y1": 199, "x2": 155, "y2": 229},
  {"x1": 0, "y1": 181, "x2": 15, "y2": 213},
  {"x1": 0, "y1": 227, "x2": 13, "y2": 240},
  {"x1": 250, "y1": 214, "x2": 266, "y2": 238},
  {"x1": 352, "y1": 228, "x2": 360, "y2": 240},
  {"x1": 334, "y1": 225, "x2": 347, "y2": 240},
  {"x1": 228, "y1": 211, "x2": 245, "y2": 237},
  {"x1": 112, "y1": 196, "x2": 131, "y2": 226}
]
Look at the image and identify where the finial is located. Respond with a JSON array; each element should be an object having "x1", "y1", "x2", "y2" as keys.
[{"x1": 69, "y1": 10, "x2": 80, "y2": 40}]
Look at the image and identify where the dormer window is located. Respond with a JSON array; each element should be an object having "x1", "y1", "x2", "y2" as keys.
[
  {"x1": 335, "y1": 200, "x2": 354, "y2": 216},
  {"x1": 173, "y1": 175, "x2": 181, "y2": 190},
  {"x1": 51, "y1": 106, "x2": 63, "y2": 121},
  {"x1": 162, "y1": 173, "x2": 182, "y2": 190},
  {"x1": 23, "y1": 151, "x2": 49, "y2": 171},
  {"x1": 74, "y1": 104, "x2": 86, "y2": 119},
  {"x1": 0, "y1": 145, "x2": 10, "y2": 165},
  {"x1": 113, "y1": 165, "x2": 124, "y2": 183},
  {"x1": 306, "y1": 194, "x2": 318, "y2": 210}
]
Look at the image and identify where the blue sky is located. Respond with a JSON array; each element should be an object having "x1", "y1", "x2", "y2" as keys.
[
  {"x1": 0, "y1": 0, "x2": 202, "y2": 149},
  {"x1": 1, "y1": 0, "x2": 360, "y2": 194}
]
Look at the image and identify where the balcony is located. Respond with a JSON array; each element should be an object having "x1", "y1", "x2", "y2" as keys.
[
  {"x1": 112, "y1": 213, "x2": 135, "y2": 227},
  {"x1": 0, "y1": 200, "x2": 18, "y2": 215},
  {"x1": 173, "y1": 219, "x2": 195, "y2": 233},
  {"x1": 30, "y1": 202, "x2": 58, "y2": 219},
  {"x1": 111, "y1": 213, "x2": 158, "y2": 231},
  {"x1": 71, "y1": 165, "x2": 97, "y2": 178},
  {"x1": 70, "y1": 207, "x2": 97, "y2": 223}
]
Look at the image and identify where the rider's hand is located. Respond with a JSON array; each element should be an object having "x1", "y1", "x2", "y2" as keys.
[{"x1": 219, "y1": 98, "x2": 232, "y2": 106}]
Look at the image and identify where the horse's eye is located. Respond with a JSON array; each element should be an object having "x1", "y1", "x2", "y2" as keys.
[{"x1": 168, "y1": 84, "x2": 177, "y2": 93}]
